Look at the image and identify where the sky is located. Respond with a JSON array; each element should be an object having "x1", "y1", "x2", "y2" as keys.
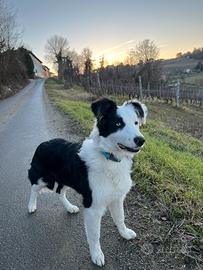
[{"x1": 9, "y1": 0, "x2": 203, "y2": 70}]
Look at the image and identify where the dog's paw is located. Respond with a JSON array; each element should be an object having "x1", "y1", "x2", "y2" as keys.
[
  {"x1": 28, "y1": 204, "x2": 37, "y2": 214},
  {"x1": 67, "y1": 205, "x2": 79, "y2": 214},
  {"x1": 91, "y1": 248, "x2": 105, "y2": 267},
  {"x1": 120, "y1": 228, "x2": 137, "y2": 240}
]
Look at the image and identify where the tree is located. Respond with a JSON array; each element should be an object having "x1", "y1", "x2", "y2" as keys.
[
  {"x1": 0, "y1": 0, "x2": 22, "y2": 94},
  {"x1": 125, "y1": 48, "x2": 136, "y2": 65},
  {"x1": 0, "y1": 0, "x2": 21, "y2": 51},
  {"x1": 176, "y1": 52, "x2": 182, "y2": 58},
  {"x1": 81, "y1": 47, "x2": 92, "y2": 62},
  {"x1": 63, "y1": 56, "x2": 74, "y2": 88},
  {"x1": 99, "y1": 55, "x2": 105, "y2": 69},
  {"x1": 80, "y1": 48, "x2": 93, "y2": 89},
  {"x1": 68, "y1": 49, "x2": 80, "y2": 68},
  {"x1": 134, "y1": 39, "x2": 161, "y2": 89},
  {"x1": 135, "y1": 39, "x2": 159, "y2": 63},
  {"x1": 45, "y1": 35, "x2": 69, "y2": 79}
]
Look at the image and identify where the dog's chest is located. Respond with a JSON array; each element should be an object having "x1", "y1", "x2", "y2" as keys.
[{"x1": 88, "y1": 158, "x2": 132, "y2": 204}]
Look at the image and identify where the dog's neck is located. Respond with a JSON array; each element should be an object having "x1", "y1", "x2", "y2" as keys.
[
  {"x1": 100, "y1": 151, "x2": 121, "y2": 162},
  {"x1": 89, "y1": 122, "x2": 134, "y2": 162}
]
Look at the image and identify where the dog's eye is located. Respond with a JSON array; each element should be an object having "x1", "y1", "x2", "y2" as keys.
[
  {"x1": 116, "y1": 122, "x2": 121, "y2": 127},
  {"x1": 135, "y1": 121, "x2": 138, "y2": 125}
]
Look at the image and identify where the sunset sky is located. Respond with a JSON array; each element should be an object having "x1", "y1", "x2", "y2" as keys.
[{"x1": 9, "y1": 0, "x2": 203, "y2": 69}]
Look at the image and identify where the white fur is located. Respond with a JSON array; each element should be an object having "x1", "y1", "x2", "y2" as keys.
[
  {"x1": 28, "y1": 179, "x2": 46, "y2": 213},
  {"x1": 59, "y1": 187, "x2": 79, "y2": 213}
]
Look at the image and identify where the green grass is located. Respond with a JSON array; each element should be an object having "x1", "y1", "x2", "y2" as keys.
[
  {"x1": 46, "y1": 78, "x2": 203, "y2": 240},
  {"x1": 134, "y1": 123, "x2": 203, "y2": 211},
  {"x1": 54, "y1": 99, "x2": 93, "y2": 134}
]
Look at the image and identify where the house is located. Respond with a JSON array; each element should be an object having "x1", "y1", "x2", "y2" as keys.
[
  {"x1": 42, "y1": 65, "x2": 50, "y2": 78},
  {"x1": 29, "y1": 51, "x2": 50, "y2": 78}
]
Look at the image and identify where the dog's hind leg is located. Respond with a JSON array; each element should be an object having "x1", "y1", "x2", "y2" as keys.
[
  {"x1": 59, "y1": 187, "x2": 79, "y2": 213},
  {"x1": 28, "y1": 180, "x2": 46, "y2": 213}
]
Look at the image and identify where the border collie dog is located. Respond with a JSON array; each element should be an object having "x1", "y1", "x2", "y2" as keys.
[{"x1": 28, "y1": 98, "x2": 148, "y2": 267}]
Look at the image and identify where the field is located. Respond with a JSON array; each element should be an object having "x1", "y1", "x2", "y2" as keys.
[
  {"x1": 46, "y1": 78, "x2": 203, "y2": 265},
  {"x1": 184, "y1": 72, "x2": 203, "y2": 85}
]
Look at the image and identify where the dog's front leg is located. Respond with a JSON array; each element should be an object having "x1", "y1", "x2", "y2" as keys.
[
  {"x1": 109, "y1": 197, "x2": 137, "y2": 240},
  {"x1": 84, "y1": 207, "x2": 105, "y2": 267}
]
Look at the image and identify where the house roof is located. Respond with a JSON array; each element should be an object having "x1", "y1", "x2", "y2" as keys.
[{"x1": 29, "y1": 51, "x2": 43, "y2": 63}]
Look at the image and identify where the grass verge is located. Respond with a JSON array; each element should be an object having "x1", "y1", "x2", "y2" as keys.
[{"x1": 46, "y1": 78, "x2": 203, "y2": 243}]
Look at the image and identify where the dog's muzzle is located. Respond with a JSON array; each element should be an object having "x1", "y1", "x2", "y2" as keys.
[{"x1": 117, "y1": 143, "x2": 140, "y2": 153}]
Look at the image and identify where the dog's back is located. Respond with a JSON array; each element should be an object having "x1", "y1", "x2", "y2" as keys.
[{"x1": 28, "y1": 139, "x2": 90, "y2": 194}]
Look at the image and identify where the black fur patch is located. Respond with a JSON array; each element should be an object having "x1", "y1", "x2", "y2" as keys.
[
  {"x1": 130, "y1": 101, "x2": 144, "y2": 118},
  {"x1": 28, "y1": 139, "x2": 92, "y2": 208},
  {"x1": 91, "y1": 98, "x2": 117, "y2": 119},
  {"x1": 91, "y1": 98, "x2": 125, "y2": 137}
]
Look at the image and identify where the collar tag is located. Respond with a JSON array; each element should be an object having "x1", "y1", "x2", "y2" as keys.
[{"x1": 101, "y1": 151, "x2": 120, "y2": 162}]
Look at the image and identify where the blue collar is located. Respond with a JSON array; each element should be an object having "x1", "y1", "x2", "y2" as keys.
[{"x1": 101, "y1": 151, "x2": 120, "y2": 162}]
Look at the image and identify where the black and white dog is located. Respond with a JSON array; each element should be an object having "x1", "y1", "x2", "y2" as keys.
[{"x1": 28, "y1": 98, "x2": 148, "y2": 266}]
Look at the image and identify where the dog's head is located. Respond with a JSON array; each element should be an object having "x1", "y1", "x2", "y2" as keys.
[{"x1": 91, "y1": 98, "x2": 148, "y2": 156}]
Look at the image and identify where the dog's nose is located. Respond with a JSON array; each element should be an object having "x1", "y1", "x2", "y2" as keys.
[{"x1": 134, "y1": 136, "x2": 145, "y2": 147}]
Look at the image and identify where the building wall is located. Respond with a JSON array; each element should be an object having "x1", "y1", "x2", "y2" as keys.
[{"x1": 29, "y1": 54, "x2": 44, "y2": 78}]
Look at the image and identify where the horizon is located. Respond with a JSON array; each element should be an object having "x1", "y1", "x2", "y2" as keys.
[{"x1": 9, "y1": 0, "x2": 203, "y2": 70}]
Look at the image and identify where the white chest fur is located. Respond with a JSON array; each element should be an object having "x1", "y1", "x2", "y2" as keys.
[{"x1": 79, "y1": 139, "x2": 133, "y2": 207}]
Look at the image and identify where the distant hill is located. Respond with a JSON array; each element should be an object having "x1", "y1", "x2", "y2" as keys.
[{"x1": 161, "y1": 57, "x2": 199, "y2": 74}]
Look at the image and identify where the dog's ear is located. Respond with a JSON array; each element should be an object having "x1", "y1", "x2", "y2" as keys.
[
  {"x1": 125, "y1": 100, "x2": 148, "y2": 126},
  {"x1": 91, "y1": 98, "x2": 117, "y2": 119}
]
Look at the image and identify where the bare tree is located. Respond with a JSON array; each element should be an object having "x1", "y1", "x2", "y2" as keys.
[
  {"x1": 0, "y1": 0, "x2": 23, "y2": 95},
  {"x1": 125, "y1": 48, "x2": 136, "y2": 65},
  {"x1": 0, "y1": 0, "x2": 22, "y2": 51},
  {"x1": 176, "y1": 52, "x2": 182, "y2": 58},
  {"x1": 133, "y1": 39, "x2": 161, "y2": 89},
  {"x1": 99, "y1": 55, "x2": 105, "y2": 69},
  {"x1": 45, "y1": 35, "x2": 69, "y2": 79},
  {"x1": 135, "y1": 39, "x2": 159, "y2": 63},
  {"x1": 67, "y1": 49, "x2": 80, "y2": 69},
  {"x1": 81, "y1": 47, "x2": 92, "y2": 62},
  {"x1": 79, "y1": 47, "x2": 92, "y2": 71},
  {"x1": 80, "y1": 48, "x2": 93, "y2": 89}
]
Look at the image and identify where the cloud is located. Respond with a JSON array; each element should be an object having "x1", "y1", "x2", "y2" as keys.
[
  {"x1": 93, "y1": 40, "x2": 136, "y2": 64},
  {"x1": 100, "y1": 40, "x2": 135, "y2": 55},
  {"x1": 158, "y1": 43, "x2": 168, "y2": 48}
]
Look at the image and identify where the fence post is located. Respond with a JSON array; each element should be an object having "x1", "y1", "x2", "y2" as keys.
[
  {"x1": 138, "y1": 76, "x2": 143, "y2": 101},
  {"x1": 147, "y1": 82, "x2": 150, "y2": 98},
  {"x1": 200, "y1": 86, "x2": 203, "y2": 107},
  {"x1": 176, "y1": 79, "x2": 180, "y2": 107},
  {"x1": 96, "y1": 71, "x2": 101, "y2": 94}
]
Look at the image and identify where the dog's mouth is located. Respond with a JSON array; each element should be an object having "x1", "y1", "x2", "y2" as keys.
[{"x1": 117, "y1": 143, "x2": 140, "y2": 153}]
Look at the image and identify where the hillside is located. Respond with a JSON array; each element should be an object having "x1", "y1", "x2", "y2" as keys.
[{"x1": 161, "y1": 57, "x2": 199, "y2": 74}]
